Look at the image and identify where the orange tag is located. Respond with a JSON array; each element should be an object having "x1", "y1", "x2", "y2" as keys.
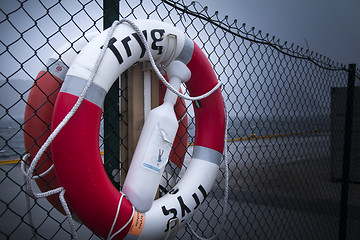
[{"x1": 128, "y1": 211, "x2": 145, "y2": 236}]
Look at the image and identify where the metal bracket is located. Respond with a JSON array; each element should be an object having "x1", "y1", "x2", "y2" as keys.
[
  {"x1": 164, "y1": 217, "x2": 180, "y2": 240},
  {"x1": 156, "y1": 33, "x2": 178, "y2": 70}
]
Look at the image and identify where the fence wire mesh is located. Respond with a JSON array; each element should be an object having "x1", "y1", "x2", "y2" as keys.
[{"x1": 1, "y1": 0, "x2": 359, "y2": 239}]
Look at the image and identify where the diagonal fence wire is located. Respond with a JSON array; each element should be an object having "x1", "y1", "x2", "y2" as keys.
[{"x1": 0, "y1": 0, "x2": 359, "y2": 239}]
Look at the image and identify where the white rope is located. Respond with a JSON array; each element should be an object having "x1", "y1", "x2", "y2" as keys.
[
  {"x1": 107, "y1": 194, "x2": 135, "y2": 240},
  {"x1": 125, "y1": 18, "x2": 229, "y2": 238},
  {"x1": 21, "y1": 20, "x2": 121, "y2": 240},
  {"x1": 186, "y1": 97, "x2": 229, "y2": 240},
  {"x1": 21, "y1": 156, "x2": 54, "y2": 180},
  {"x1": 107, "y1": 194, "x2": 124, "y2": 239},
  {"x1": 107, "y1": 194, "x2": 125, "y2": 240},
  {"x1": 22, "y1": 18, "x2": 225, "y2": 240},
  {"x1": 110, "y1": 209, "x2": 135, "y2": 239},
  {"x1": 59, "y1": 189, "x2": 78, "y2": 238},
  {"x1": 118, "y1": 19, "x2": 222, "y2": 102}
]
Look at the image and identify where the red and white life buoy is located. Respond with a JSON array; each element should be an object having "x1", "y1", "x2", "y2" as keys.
[
  {"x1": 23, "y1": 32, "x2": 188, "y2": 216},
  {"x1": 51, "y1": 19, "x2": 225, "y2": 240}
]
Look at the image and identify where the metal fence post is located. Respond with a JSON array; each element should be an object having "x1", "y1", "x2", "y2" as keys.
[
  {"x1": 338, "y1": 63, "x2": 356, "y2": 240},
  {"x1": 103, "y1": 0, "x2": 120, "y2": 189}
]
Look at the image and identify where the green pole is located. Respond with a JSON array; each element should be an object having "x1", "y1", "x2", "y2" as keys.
[{"x1": 103, "y1": 0, "x2": 120, "y2": 189}]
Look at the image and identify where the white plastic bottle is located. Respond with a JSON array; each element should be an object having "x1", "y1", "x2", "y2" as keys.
[{"x1": 122, "y1": 61, "x2": 191, "y2": 212}]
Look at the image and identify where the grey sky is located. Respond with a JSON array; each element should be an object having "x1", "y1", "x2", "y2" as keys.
[
  {"x1": 0, "y1": 0, "x2": 355, "y2": 158},
  {"x1": 200, "y1": 0, "x2": 360, "y2": 67},
  {"x1": 1, "y1": 0, "x2": 359, "y2": 82}
]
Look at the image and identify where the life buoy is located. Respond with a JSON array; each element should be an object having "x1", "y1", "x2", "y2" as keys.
[
  {"x1": 51, "y1": 19, "x2": 225, "y2": 240},
  {"x1": 23, "y1": 34, "x2": 97, "y2": 214},
  {"x1": 23, "y1": 32, "x2": 187, "y2": 216}
]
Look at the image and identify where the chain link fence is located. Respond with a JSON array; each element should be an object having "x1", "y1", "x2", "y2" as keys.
[{"x1": 1, "y1": 0, "x2": 359, "y2": 239}]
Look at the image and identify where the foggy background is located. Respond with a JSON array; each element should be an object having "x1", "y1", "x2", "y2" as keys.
[
  {"x1": 1, "y1": 0, "x2": 359, "y2": 119},
  {"x1": 0, "y1": 0, "x2": 358, "y2": 153},
  {"x1": 202, "y1": 0, "x2": 360, "y2": 67}
]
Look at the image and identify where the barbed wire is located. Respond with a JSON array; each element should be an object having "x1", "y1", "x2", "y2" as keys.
[{"x1": 162, "y1": 0, "x2": 359, "y2": 76}]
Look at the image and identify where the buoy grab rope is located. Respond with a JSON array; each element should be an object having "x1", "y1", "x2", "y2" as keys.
[{"x1": 23, "y1": 19, "x2": 228, "y2": 240}]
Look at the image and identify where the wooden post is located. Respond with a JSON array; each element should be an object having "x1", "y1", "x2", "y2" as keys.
[
  {"x1": 151, "y1": 71, "x2": 160, "y2": 109},
  {"x1": 128, "y1": 64, "x2": 145, "y2": 160}
]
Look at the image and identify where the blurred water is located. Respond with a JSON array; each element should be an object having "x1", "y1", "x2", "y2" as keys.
[{"x1": 0, "y1": 118, "x2": 25, "y2": 160}]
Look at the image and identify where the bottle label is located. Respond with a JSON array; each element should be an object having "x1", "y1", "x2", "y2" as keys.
[{"x1": 142, "y1": 122, "x2": 173, "y2": 173}]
